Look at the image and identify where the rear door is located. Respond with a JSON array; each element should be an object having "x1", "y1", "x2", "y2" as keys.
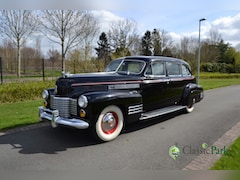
[
  {"x1": 165, "y1": 61, "x2": 187, "y2": 105},
  {"x1": 141, "y1": 60, "x2": 170, "y2": 111}
]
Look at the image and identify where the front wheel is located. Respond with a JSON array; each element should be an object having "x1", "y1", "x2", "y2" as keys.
[{"x1": 93, "y1": 105, "x2": 124, "y2": 142}]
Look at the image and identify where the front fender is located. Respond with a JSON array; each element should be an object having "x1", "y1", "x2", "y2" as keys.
[{"x1": 83, "y1": 91, "x2": 143, "y2": 124}]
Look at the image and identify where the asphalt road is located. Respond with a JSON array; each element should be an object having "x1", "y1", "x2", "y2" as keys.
[{"x1": 0, "y1": 85, "x2": 239, "y2": 170}]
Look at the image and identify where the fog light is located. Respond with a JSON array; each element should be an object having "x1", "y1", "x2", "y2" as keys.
[
  {"x1": 43, "y1": 100, "x2": 48, "y2": 107},
  {"x1": 80, "y1": 109, "x2": 86, "y2": 118}
]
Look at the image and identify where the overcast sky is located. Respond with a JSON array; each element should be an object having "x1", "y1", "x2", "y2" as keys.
[{"x1": 1, "y1": 0, "x2": 240, "y2": 54}]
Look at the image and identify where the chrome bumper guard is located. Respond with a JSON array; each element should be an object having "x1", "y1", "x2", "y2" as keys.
[{"x1": 39, "y1": 106, "x2": 89, "y2": 129}]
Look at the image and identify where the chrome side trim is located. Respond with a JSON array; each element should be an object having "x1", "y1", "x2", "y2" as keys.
[
  {"x1": 128, "y1": 104, "x2": 143, "y2": 115},
  {"x1": 140, "y1": 105, "x2": 186, "y2": 120},
  {"x1": 39, "y1": 107, "x2": 89, "y2": 129},
  {"x1": 108, "y1": 83, "x2": 140, "y2": 90}
]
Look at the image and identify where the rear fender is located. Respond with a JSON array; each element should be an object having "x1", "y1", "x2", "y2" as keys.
[{"x1": 181, "y1": 83, "x2": 204, "y2": 106}]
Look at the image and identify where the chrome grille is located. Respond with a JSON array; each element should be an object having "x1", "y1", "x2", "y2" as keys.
[{"x1": 50, "y1": 96, "x2": 77, "y2": 118}]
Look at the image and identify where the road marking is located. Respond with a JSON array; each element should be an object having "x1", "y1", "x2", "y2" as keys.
[{"x1": 183, "y1": 120, "x2": 240, "y2": 170}]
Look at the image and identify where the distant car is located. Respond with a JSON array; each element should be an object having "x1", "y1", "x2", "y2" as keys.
[
  {"x1": 105, "y1": 58, "x2": 123, "y2": 72},
  {"x1": 39, "y1": 56, "x2": 204, "y2": 142}
]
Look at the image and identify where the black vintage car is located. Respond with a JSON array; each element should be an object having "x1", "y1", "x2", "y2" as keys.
[{"x1": 39, "y1": 56, "x2": 204, "y2": 142}]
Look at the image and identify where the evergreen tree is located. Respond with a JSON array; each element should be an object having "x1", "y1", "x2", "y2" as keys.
[
  {"x1": 141, "y1": 30, "x2": 152, "y2": 56},
  {"x1": 152, "y1": 29, "x2": 161, "y2": 55},
  {"x1": 95, "y1": 32, "x2": 111, "y2": 66},
  {"x1": 216, "y1": 39, "x2": 231, "y2": 64}
]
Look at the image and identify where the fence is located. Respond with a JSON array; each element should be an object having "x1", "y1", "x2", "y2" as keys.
[
  {"x1": 0, "y1": 56, "x2": 108, "y2": 84},
  {"x1": 0, "y1": 57, "x2": 62, "y2": 83}
]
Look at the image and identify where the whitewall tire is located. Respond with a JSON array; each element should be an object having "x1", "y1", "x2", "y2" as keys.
[
  {"x1": 185, "y1": 98, "x2": 195, "y2": 113},
  {"x1": 95, "y1": 105, "x2": 124, "y2": 142}
]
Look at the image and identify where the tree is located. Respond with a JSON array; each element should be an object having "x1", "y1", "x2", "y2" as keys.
[
  {"x1": 216, "y1": 39, "x2": 230, "y2": 63},
  {"x1": 67, "y1": 49, "x2": 81, "y2": 74},
  {"x1": 141, "y1": 30, "x2": 152, "y2": 56},
  {"x1": 47, "y1": 48, "x2": 61, "y2": 73},
  {"x1": 41, "y1": 10, "x2": 98, "y2": 72},
  {"x1": 179, "y1": 36, "x2": 198, "y2": 72},
  {"x1": 152, "y1": 29, "x2": 161, "y2": 55},
  {"x1": 95, "y1": 32, "x2": 111, "y2": 66},
  {"x1": 0, "y1": 10, "x2": 39, "y2": 78},
  {"x1": 0, "y1": 39, "x2": 16, "y2": 73},
  {"x1": 108, "y1": 18, "x2": 138, "y2": 58}
]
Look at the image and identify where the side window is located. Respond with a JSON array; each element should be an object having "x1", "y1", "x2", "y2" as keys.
[
  {"x1": 181, "y1": 64, "x2": 192, "y2": 76},
  {"x1": 146, "y1": 62, "x2": 165, "y2": 76},
  {"x1": 166, "y1": 62, "x2": 181, "y2": 76}
]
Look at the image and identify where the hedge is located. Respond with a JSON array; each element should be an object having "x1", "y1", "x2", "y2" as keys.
[{"x1": 0, "y1": 80, "x2": 55, "y2": 103}]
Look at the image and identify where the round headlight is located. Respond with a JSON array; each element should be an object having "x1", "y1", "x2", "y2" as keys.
[
  {"x1": 78, "y1": 95, "x2": 88, "y2": 108},
  {"x1": 42, "y1": 90, "x2": 49, "y2": 100}
]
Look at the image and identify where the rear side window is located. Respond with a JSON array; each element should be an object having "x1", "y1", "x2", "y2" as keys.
[
  {"x1": 146, "y1": 62, "x2": 165, "y2": 76},
  {"x1": 166, "y1": 62, "x2": 181, "y2": 76},
  {"x1": 181, "y1": 64, "x2": 192, "y2": 76}
]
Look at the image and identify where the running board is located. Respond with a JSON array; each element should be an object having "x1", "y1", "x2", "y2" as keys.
[{"x1": 140, "y1": 105, "x2": 186, "y2": 120}]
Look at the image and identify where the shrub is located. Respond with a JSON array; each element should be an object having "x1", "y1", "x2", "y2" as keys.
[
  {"x1": 0, "y1": 80, "x2": 55, "y2": 103},
  {"x1": 201, "y1": 63, "x2": 240, "y2": 73}
]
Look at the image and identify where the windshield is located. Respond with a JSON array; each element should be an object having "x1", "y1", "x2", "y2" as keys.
[
  {"x1": 116, "y1": 60, "x2": 146, "y2": 75},
  {"x1": 105, "y1": 59, "x2": 123, "y2": 72}
]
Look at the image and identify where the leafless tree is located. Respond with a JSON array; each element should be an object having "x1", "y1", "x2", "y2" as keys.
[
  {"x1": 179, "y1": 36, "x2": 198, "y2": 71},
  {"x1": 108, "y1": 18, "x2": 138, "y2": 57},
  {"x1": 41, "y1": 10, "x2": 99, "y2": 72},
  {"x1": 0, "y1": 39, "x2": 16, "y2": 73},
  {"x1": 0, "y1": 10, "x2": 39, "y2": 78},
  {"x1": 209, "y1": 27, "x2": 222, "y2": 45}
]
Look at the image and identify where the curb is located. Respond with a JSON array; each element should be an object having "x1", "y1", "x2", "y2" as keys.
[{"x1": 183, "y1": 120, "x2": 240, "y2": 170}]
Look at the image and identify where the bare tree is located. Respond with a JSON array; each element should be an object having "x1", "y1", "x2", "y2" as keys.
[
  {"x1": 0, "y1": 10, "x2": 39, "y2": 78},
  {"x1": 179, "y1": 36, "x2": 198, "y2": 72},
  {"x1": 209, "y1": 27, "x2": 222, "y2": 45},
  {"x1": 108, "y1": 18, "x2": 138, "y2": 57},
  {"x1": 41, "y1": 10, "x2": 99, "y2": 72},
  {"x1": 0, "y1": 39, "x2": 16, "y2": 73},
  {"x1": 34, "y1": 36, "x2": 43, "y2": 73}
]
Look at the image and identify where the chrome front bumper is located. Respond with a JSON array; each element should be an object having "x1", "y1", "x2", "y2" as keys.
[{"x1": 39, "y1": 106, "x2": 89, "y2": 129}]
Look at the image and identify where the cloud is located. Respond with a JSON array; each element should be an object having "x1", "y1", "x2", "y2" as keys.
[
  {"x1": 0, "y1": 0, "x2": 122, "y2": 10},
  {"x1": 91, "y1": 10, "x2": 124, "y2": 32},
  {"x1": 210, "y1": 14, "x2": 240, "y2": 45},
  {"x1": 171, "y1": 13, "x2": 240, "y2": 46}
]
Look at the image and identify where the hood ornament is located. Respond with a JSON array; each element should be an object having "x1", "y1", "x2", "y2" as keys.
[{"x1": 62, "y1": 71, "x2": 72, "y2": 78}]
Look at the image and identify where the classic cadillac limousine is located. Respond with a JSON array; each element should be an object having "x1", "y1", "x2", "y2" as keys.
[{"x1": 39, "y1": 56, "x2": 204, "y2": 142}]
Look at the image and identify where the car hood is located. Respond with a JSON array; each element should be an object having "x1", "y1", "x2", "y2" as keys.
[{"x1": 55, "y1": 72, "x2": 142, "y2": 97}]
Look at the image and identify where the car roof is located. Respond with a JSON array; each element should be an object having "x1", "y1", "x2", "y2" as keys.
[{"x1": 123, "y1": 56, "x2": 189, "y2": 65}]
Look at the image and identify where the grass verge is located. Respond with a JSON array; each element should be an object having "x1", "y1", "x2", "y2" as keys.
[
  {"x1": 210, "y1": 137, "x2": 240, "y2": 170},
  {"x1": 0, "y1": 100, "x2": 42, "y2": 131},
  {"x1": 200, "y1": 78, "x2": 240, "y2": 90}
]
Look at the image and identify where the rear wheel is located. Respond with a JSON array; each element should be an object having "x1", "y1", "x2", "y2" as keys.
[
  {"x1": 185, "y1": 98, "x2": 195, "y2": 113},
  {"x1": 94, "y1": 105, "x2": 124, "y2": 142}
]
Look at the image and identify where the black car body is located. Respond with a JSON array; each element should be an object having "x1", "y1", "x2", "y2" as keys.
[{"x1": 39, "y1": 56, "x2": 204, "y2": 141}]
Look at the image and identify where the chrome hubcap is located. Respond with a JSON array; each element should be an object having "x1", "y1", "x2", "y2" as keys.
[{"x1": 101, "y1": 112, "x2": 118, "y2": 134}]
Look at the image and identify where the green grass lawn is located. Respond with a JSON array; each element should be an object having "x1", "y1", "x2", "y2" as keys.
[
  {"x1": 0, "y1": 100, "x2": 42, "y2": 130},
  {"x1": 200, "y1": 78, "x2": 240, "y2": 90},
  {"x1": 210, "y1": 137, "x2": 240, "y2": 170}
]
